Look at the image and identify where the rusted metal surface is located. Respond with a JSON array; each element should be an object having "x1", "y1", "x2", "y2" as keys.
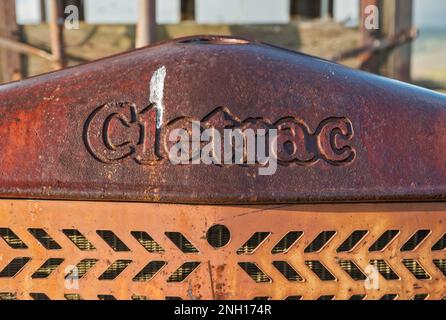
[
  {"x1": 0, "y1": 200, "x2": 444, "y2": 300},
  {"x1": 0, "y1": 35, "x2": 446, "y2": 204}
]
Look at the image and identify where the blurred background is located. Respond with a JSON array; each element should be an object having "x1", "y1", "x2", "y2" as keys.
[{"x1": 0, "y1": 0, "x2": 444, "y2": 93}]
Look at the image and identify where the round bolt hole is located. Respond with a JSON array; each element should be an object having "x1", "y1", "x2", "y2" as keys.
[{"x1": 206, "y1": 225, "x2": 231, "y2": 248}]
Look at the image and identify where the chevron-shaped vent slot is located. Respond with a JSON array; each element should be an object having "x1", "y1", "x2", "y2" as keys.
[
  {"x1": 0, "y1": 293, "x2": 17, "y2": 300},
  {"x1": 0, "y1": 257, "x2": 31, "y2": 277},
  {"x1": 338, "y1": 260, "x2": 366, "y2": 281},
  {"x1": 32, "y1": 258, "x2": 64, "y2": 279},
  {"x1": 96, "y1": 230, "x2": 130, "y2": 252},
  {"x1": 272, "y1": 261, "x2": 303, "y2": 282},
  {"x1": 65, "y1": 259, "x2": 98, "y2": 279},
  {"x1": 99, "y1": 260, "x2": 132, "y2": 280},
  {"x1": 369, "y1": 230, "x2": 399, "y2": 252},
  {"x1": 304, "y1": 231, "x2": 336, "y2": 253},
  {"x1": 318, "y1": 295, "x2": 335, "y2": 300},
  {"x1": 271, "y1": 231, "x2": 303, "y2": 254},
  {"x1": 402, "y1": 259, "x2": 431, "y2": 280},
  {"x1": 238, "y1": 262, "x2": 271, "y2": 283},
  {"x1": 412, "y1": 294, "x2": 428, "y2": 300},
  {"x1": 370, "y1": 260, "x2": 400, "y2": 280},
  {"x1": 132, "y1": 295, "x2": 149, "y2": 300},
  {"x1": 253, "y1": 296, "x2": 271, "y2": 300},
  {"x1": 63, "y1": 229, "x2": 96, "y2": 251},
  {"x1": 400, "y1": 230, "x2": 431, "y2": 252},
  {"x1": 98, "y1": 295, "x2": 116, "y2": 300},
  {"x1": 0, "y1": 228, "x2": 27, "y2": 249},
  {"x1": 28, "y1": 228, "x2": 61, "y2": 250},
  {"x1": 133, "y1": 261, "x2": 166, "y2": 282},
  {"x1": 165, "y1": 232, "x2": 199, "y2": 253},
  {"x1": 432, "y1": 233, "x2": 446, "y2": 251},
  {"x1": 380, "y1": 294, "x2": 398, "y2": 300},
  {"x1": 167, "y1": 262, "x2": 200, "y2": 282},
  {"x1": 432, "y1": 259, "x2": 446, "y2": 276},
  {"x1": 305, "y1": 261, "x2": 336, "y2": 281},
  {"x1": 237, "y1": 232, "x2": 270, "y2": 255},
  {"x1": 30, "y1": 293, "x2": 50, "y2": 300},
  {"x1": 285, "y1": 296, "x2": 303, "y2": 300},
  {"x1": 349, "y1": 294, "x2": 366, "y2": 300},
  {"x1": 337, "y1": 230, "x2": 368, "y2": 252},
  {"x1": 65, "y1": 294, "x2": 82, "y2": 300},
  {"x1": 131, "y1": 231, "x2": 164, "y2": 253}
]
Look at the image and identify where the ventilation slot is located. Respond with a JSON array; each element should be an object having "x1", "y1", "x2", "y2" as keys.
[
  {"x1": 285, "y1": 296, "x2": 303, "y2": 300},
  {"x1": 0, "y1": 257, "x2": 31, "y2": 277},
  {"x1": 349, "y1": 294, "x2": 366, "y2": 300},
  {"x1": 433, "y1": 259, "x2": 446, "y2": 276},
  {"x1": 63, "y1": 229, "x2": 96, "y2": 251},
  {"x1": 65, "y1": 259, "x2": 98, "y2": 279},
  {"x1": 369, "y1": 230, "x2": 399, "y2": 252},
  {"x1": 131, "y1": 231, "x2": 164, "y2": 253},
  {"x1": 432, "y1": 233, "x2": 446, "y2": 251},
  {"x1": 337, "y1": 230, "x2": 368, "y2": 252},
  {"x1": 28, "y1": 228, "x2": 61, "y2": 250},
  {"x1": 0, "y1": 293, "x2": 17, "y2": 300},
  {"x1": 402, "y1": 259, "x2": 430, "y2": 280},
  {"x1": 253, "y1": 296, "x2": 270, "y2": 300},
  {"x1": 206, "y1": 225, "x2": 231, "y2": 248},
  {"x1": 380, "y1": 294, "x2": 398, "y2": 300},
  {"x1": 0, "y1": 228, "x2": 27, "y2": 249},
  {"x1": 32, "y1": 258, "x2": 64, "y2": 279},
  {"x1": 412, "y1": 294, "x2": 428, "y2": 300},
  {"x1": 370, "y1": 260, "x2": 400, "y2": 280},
  {"x1": 167, "y1": 262, "x2": 200, "y2": 282},
  {"x1": 272, "y1": 261, "x2": 303, "y2": 282},
  {"x1": 318, "y1": 295, "x2": 335, "y2": 300},
  {"x1": 99, "y1": 260, "x2": 132, "y2": 280},
  {"x1": 271, "y1": 231, "x2": 303, "y2": 254},
  {"x1": 304, "y1": 231, "x2": 336, "y2": 253},
  {"x1": 238, "y1": 262, "x2": 271, "y2": 283},
  {"x1": 96, "y1": 230, "x2": 130, "y2": 252},
  {"x1": 30, "y1": 293, "x2": 50, "y2": 300},
  {"x1": 237, "y1": 232, "x2": 270, "y2": 255},
  {"x1": 305, "y1": 261, "x2": 336, "y2": 281},
  {"x1": 132, "y1": 295, "x2": 149, "y2": 300},
  {"x1": 98, "y1": 295, "x2": 116, "y2": 300},
  {"x1": 165, "y1": 232, "x2": 199, "y2": 253},
  {"x1": 338, "y1": 260, "x2": 366, "y2": 281},
  {"x1": 400, "y1": 230, "x2": 431, "y2": 252},
  {"x1": 165, "y1": 297, "x2": 183, "y2": 300},
  {"x1": 65, "y1": 294, "x2": 82, "y2": 300},
  {"x1": 133, "y1": 261, "x2": 166, "y2": 282}
]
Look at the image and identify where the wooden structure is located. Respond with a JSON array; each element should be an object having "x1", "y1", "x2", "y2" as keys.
[
  {"x1": 0, "y1": 0, "x2": 21, "y2": 83},
  {"x1": 136, "y1": 0, "x2": 157, "y2": 47}
]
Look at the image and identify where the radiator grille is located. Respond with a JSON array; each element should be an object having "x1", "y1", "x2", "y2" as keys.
[{"x1": 0, "y1": 201, "x2": 445, "y2": 300}]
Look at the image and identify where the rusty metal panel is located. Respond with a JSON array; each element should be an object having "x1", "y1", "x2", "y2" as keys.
[
  {"x1": 0, "y1": 36, "x2": 446, "y2": 204},
  {"x1": 0, "y1": 200, "x2": 445, "y2": 300}
]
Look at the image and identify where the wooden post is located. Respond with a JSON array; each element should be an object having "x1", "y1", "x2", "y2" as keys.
[
  {"x1": 382, "y1": 0, "x2": 413, "y2": 82},
  {"x1": 49, "y1": 0, "x2": 66, "y2": 70},
  {"x1": 320, "y1": 0, "x2": 330, "y2": 20},
  {"x1": 0, "y1": 0, "x2": 22, "y2": 82},
  {"x1": 40, "y1": 0, "x2": 47, "y2": 22},
  {"x1": 136, "y1": 0, "x2": 157, "y2": 48}
]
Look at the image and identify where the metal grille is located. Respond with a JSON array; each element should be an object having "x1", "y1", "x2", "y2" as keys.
[{"x1": 0, "y1": 200, "x2": 445, "y2": 300}]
